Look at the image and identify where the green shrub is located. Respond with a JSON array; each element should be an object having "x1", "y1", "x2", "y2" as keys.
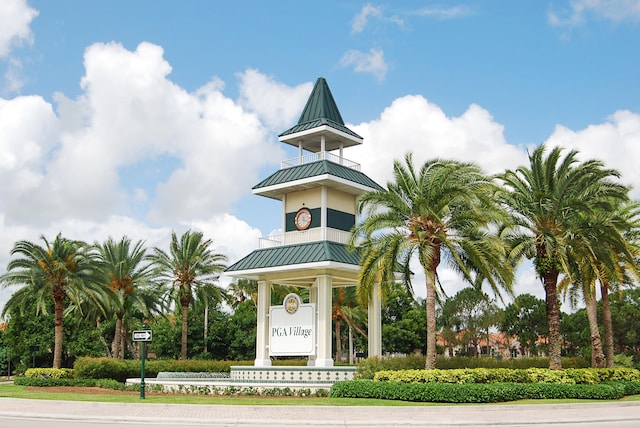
[
  {"x1": 14, "y1": 376, "x2": 135, "y2": 391},
  {"x1": 355, "y1": 356, "x2": 589, "y2": 379},
  {"x1": 372, "y1": 367, "x2": 640, "y2": 385},
  {"x1": 24, "y1": 368, "x2": 75, "y2": 379},
  {"x1": 73, "y1": 357, "x2": 250, "y2": 382},
  {"x1": 330, "y1": 380, "x2": 628, "y2": 402},
  {"x1": 15, "y1": 377, "x2": 99, "y2": 387},
  {"x1": 614, "y1": 354, "x2": 635, "y2": 368},
  {"x1": 94, "y1": 378, "x2": 128, "y2": 390}
]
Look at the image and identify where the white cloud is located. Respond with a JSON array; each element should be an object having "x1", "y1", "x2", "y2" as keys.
[
  {"x1": 0, "y1": 0, "x2": 37, "y2": 58},
  {"x1": 543, "y1": 109, "x2": 640, "y2": 198},
  {"x1": 237, "y1": 69, "x2": 312, "y2": 131},
  {"x1": 0, "y1": 0, "x2": 38, "y2": 94},
  {"x1": 190, "y1": 213, "x2": 262, "y2": 265},
  {"x1": 413, "y1": 6, "x2": 473, "y2": 20},
  {"x1": 340, "y1": 48, "x2": 389, "y2": 81},
  {"x1": 37, "y1": 41, "x2": 287, "y2": 224},
  {"x1": 352, "y1": 4, "x2": 383, "y2": 33},
  {"x1": 548, "y1": 0, "x2": 640, "y2": 27},
  {"x1": 351, "y1": 3, "x2": 405, "y2": 33},
  {"x1": 349, "y1": 94, "x2": 527, "y2": 187}
]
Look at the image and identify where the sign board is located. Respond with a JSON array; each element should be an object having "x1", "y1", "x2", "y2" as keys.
[
  {"x1": 269, "y1": 293, "x2": 315, "y2": 356},
  {"x1": 132, "y1": 330, "x2": 152, "y2": 342}
]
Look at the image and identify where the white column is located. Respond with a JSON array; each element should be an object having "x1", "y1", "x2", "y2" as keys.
[
  {"x1": 298, "y1": 142, "x2": 303, "y2": 163},
  {"x1": 282, "y1": 194, "x2": 287, "y2": 237},
  {"x1": 368, "y1": 282, "x2": 382, "y2": 358},
  {"x1": 254, "y1": 280, "x2": 272, "y2": 366},
  {"x1": 320, "y1": 135, "x2": 326, "y2": 154},
  {"x1": 315, "y1": 275, "x2": 334, "y2": 367},
  {"x1": 307, "y1": 285, "x2": 318, "y2": 366},
  {"x1": 321, "y1": 186, "x2": 327, "y2": 240}
]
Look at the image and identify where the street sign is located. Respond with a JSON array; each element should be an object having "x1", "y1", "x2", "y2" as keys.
[{"x1": 132, "y1": 330, "x2": 152, "y2": 342}]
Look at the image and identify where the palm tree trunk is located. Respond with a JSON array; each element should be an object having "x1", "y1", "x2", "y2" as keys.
[
  {"x1": 111, "y1": 316, "x2": 122, "y2": 358},
  {"x1": 425, "y1": 274, "x2": 438, "y2": 370},
  {"x1": 53, "y1": 297, "x2": 64, "y2": 369},
  {"x1": 585, "y1": 289, "x2": 605, "y2": 368},
  {"x1": 120, "y1": 326, "x2": 126, "y2": 359},
  {"x1": 600, "y1": 281, "x2": 615, "y2": 368},
  {"x1": 335, "y1": 318, "x2": 342, "y2": 363},
  {"x1": 543, "y1": 272, "x2": 562, "y2": 370},
  {"x1": 181, "y1": 303, "x2": 189, "y2": 360}
]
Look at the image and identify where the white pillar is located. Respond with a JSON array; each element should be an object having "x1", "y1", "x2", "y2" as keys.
[
  {"x1": 320, "y1": 136, "x2": 326, "y2": 154},
  {"x1": 254, "y1": 280, "x2": 271, "y2": 366},
  {"x1": 321, "y1": 186, "x2": 327, "y2": 240},
  {"x1": 368, "y1": 283, "x2": 382, "y2": 358},
  {"x1": 307, "y1": 285, "x2": 318, "y2": 366},
  {"x1": 315, "y1": 275, "x2": 334, "y2": 367}
]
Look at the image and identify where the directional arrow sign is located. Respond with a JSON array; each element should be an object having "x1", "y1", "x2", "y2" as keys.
[{"x1": 132, "y1": 330, "x2": 152, "y2": 342}]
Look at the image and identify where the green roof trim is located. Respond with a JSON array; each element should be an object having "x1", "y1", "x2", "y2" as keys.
[
  {"x1": 225, "y1": 241, "x2": 360, "y2": 273},
  {"x1": 253, "y1": 159, "x2": 383, "y2": 191},
  {"x1": 279, "y1": 118, "x2": 362, "y2": 140},
  {"x1": 279, "y1": 77, "x2": 362, "y2": 140}
]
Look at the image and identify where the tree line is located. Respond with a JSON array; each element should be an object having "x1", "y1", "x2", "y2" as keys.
[
  {"x1": 1, "y1": 144, "x2": 640, "y2": 371},
  {"x1": 1, "y1": 231, "x2": 227, "y2": 368}
]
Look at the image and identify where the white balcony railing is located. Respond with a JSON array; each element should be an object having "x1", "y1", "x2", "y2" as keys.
[
  {"x1": 259, "y1": 227, "x2": 351, "y2": 249},
  {"x1": 281, "y1": 151, "x2": 360, "y2": 171}
]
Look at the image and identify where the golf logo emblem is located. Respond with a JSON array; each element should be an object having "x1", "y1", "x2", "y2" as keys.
[{"x1": 284, "y1": 293, "x2": 300, "y2": 314}]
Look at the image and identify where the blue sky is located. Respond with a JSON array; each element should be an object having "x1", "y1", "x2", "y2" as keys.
[{"x1": 1, "y1": 0, "x2": 639, "y2": 312}]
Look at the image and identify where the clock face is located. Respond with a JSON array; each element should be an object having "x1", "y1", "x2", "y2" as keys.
[{"x1": 294, "y1": 208, "x2": 312, "y2": 230}]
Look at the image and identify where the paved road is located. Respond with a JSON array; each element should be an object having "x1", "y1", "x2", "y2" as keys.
[{"x1": 1, "y1": 397, "x2": 640, "y2": 427}]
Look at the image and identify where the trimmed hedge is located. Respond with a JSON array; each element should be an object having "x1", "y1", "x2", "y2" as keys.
[
  {"x1": 355, "y1": 356, "x2": 589, "y2": 379},
  {"x1": 329, "y1": 380, "x2": 636, "y2": 402},
  {"x1": 24, "y1": 368, "x2": 75, "y2": 379},
  {"x1": 15, "y1": 377, "x2": 134, "y2": 391},
  {"x1": 73, "y1": 357, "x2": 255, "y2": 382},
  {"x1": 373, "y1": 368, "x2": 640, "y2": 385}
]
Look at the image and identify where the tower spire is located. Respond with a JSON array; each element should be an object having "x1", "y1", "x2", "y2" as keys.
[
  {"x1": 297, "y1": 77, "x2": 344, "y2": 125},
  {"x1": 279, "y1": 77, "x2": 362, "y2": 152}
]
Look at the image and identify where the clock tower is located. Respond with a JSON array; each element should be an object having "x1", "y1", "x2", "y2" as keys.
[{"x1": 225, "y1": 77, "x2": 383, "y2": 367}]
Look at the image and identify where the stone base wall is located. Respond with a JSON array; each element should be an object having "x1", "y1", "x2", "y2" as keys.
[{"x1": 230, "y1": 365, "x2": 356, "y2": 383}]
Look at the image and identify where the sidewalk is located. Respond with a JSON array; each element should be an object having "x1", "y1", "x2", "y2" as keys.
[{"x1": 1, "y1": 397, "x2": 640, "y2": 427}]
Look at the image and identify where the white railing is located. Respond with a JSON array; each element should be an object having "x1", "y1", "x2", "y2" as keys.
[
  {"x1": 281, "y1": 151, "x2": 360, "y2": 171},
  {"x1": 259, "y1": 227, "x2": 352, "y2": 248}
]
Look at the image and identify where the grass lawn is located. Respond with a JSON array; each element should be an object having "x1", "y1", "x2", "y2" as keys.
[{"x1": 0, "y1": 383, "x2": 638, "y2": 406}]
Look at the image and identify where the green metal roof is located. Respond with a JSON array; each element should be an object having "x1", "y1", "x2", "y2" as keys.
[
  {"x1": 279, "y1": 77, "x2": 362, "y2": 140},
  {"x1": 253, "y1": 160, "x2": 383, "y2": 192},
  {"x1": 279, "y1": 118, "x2": 362, "y2": 140},
  {"x1": 225, "y1": 241, "x2": 360, "y2": 273},
  {"x1": 299, "y1": 77, "x2": 344, "y2": 125}
]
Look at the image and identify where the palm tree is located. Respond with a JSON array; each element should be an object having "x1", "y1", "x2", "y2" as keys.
[
  {"x1": 604, "y1": 201, "x2": 640, "y2": 367},
  {"x1": 332, "y1": 287, "x2": 367, "y2": 362},
  {"x1": 149, "y1": 230, "x2": 227, "y2": 360},
  {"x1": 227, "y1": 278, "x2": 259, "y2": 308},
  {"x1": 95, "y1": 236, "x2": 159, "y2": 359},
  {"x1": 498, "y1": 144, "x2": 629, "y2": 369},
  {"x1": 588, "y1": 201, "x2": 640, "y2": 367},
  {"x1": 0, "y1": 234, "x2": 104, "y2": 368},
  {"x1": 561, "y1": 206, "x2": 638, "y2": 368},
  {"x1": 350, "y1": 153, "x2": 514, "y2": 369}
]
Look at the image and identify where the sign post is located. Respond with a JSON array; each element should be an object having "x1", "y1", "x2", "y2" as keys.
[{"x1": 132, "y1": 326, "x2": 152, "y2": 399}]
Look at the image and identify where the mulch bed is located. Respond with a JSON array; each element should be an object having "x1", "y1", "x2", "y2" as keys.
[{"x1": 26, "y1": 386, "x2": 155, "y2": 396}]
